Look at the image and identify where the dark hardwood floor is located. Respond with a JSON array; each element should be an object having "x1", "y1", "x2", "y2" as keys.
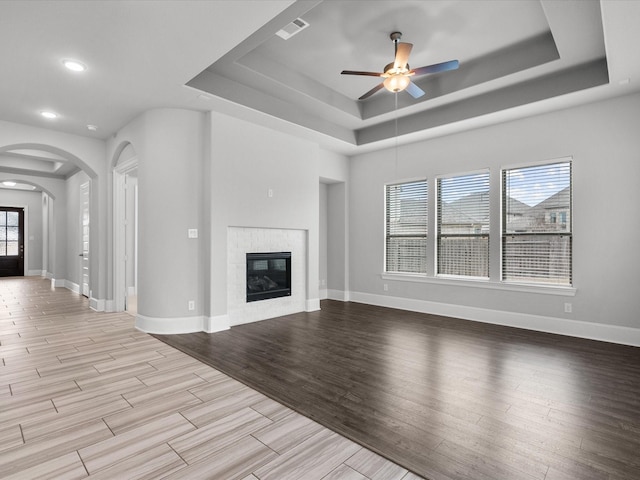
[{"x1": 155, "y1": 300, "x2": 640, "y2": 480}]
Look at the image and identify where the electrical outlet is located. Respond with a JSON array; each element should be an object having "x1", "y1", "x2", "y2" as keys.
[
  {"x1": 268, "y1": 188, "x2": 274, "y2": 198},
  {"x1": 188, "y1": 300, "x2": 195, "y2": 311},
  {"x1": 383, "y1": 284, "x2": 388, "y2": 291},
  {"x1": 564, "y1": 302, "x2": 572, "y2": 313}
]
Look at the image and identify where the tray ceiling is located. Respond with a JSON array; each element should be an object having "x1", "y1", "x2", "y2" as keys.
[{"x1": 188, "y1": 0, "x2": 609, "y2": 147}]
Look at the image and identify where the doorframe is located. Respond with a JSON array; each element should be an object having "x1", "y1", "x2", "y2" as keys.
[
  {"x1": 113, "y1": 157, "x2": 138, "y2": 312},
  {"x1": 0, "y1": 204, "x2": 28, "y2": 276}
]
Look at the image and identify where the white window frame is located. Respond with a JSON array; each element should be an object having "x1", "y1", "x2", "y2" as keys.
[
  {"x1": 501, "y1": 158, "x2": 573, "y2": 287},
  {"x1": 436, "y1": 169, "x2": 490, "y2": 279},
  {"x1": 384, "y1": 178, "x2": 428, "y2": 275},
  {"x1": 380, "y1": 161, "x2": 576, "y2": 297}
]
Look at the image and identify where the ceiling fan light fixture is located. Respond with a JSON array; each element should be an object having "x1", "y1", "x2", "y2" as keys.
[
  {"x1": 383, "y1": 75, "x2": 410, "y2": 93},
  {"x1": 342, "y1": 31, "x2": 458, "y2": 100}
]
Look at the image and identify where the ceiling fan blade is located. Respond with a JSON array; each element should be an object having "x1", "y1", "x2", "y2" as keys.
[
  {"x1": 394, "y1": 42, "x2": 413, "y2": 70},
  {"x1": 411, "y1": 60, "x2": 459, "y2": 76},
  {"x1": 341, "y1": 70, "x2": 384, "y2": 77},
  {"x1": 405, "y1": 81, "x2": 425, "y2": 99},
  {"x1": 359, "y1": 83, "x2": 385, "y2": 100}
]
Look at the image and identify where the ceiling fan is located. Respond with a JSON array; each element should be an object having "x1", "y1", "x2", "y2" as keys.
[{"x1": 341, "y1": 32, "x2": 459, "y2": 100}]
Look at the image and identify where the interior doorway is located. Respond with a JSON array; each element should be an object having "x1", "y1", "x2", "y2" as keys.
[
  {"x1": 80, "y1": 181, "x2": 90, "y2": 297},
  {"x1": 114, "y1": 157, "x2": 138, "y2": 313},
  {"x1": 0, "y1": 207, "x2": 24, "y2": 277}
]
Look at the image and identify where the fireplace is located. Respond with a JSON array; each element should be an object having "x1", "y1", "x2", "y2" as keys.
[{"x1": 246, "y1": 252, "x2": 291, "y2": 303}]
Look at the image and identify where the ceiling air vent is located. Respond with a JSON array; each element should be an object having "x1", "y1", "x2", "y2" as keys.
[{"x1": 275, "y1": 18, "x2": 309, "y2": 40}]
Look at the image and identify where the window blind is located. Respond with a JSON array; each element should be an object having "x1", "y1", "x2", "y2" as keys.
[
  {"x1": 502, "y1": 161, "x2": 572, "y2": 285},
  {"x1": 385, "y1": 180, "x2": 427, "y2": 273},
  {"x1": 437, "y1": 172, "x2": 490, "y2": 277}
]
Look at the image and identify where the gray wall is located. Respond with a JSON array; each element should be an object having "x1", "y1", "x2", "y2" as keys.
[
  {"x1": 349, "y1": 92, "x2": 640, "y2": 330},
  {"x1": 327, "y1": 182, "x2": 348, "y2": 295},
  {"x1": 319, "y1": 150, "x2": 350, "y2": 300},
  {"x1": 209, "y1": 112, "x2": 320, "y2": 317},
  {"x1": 105, "y1": 108, "x2": 206, "y2": 329},
  {"x1": 136, "y1": 109, "x2": 205, "y2": 319},
  {"x1": 108, "y1": 108, "x2": 331, "y2": 331}
]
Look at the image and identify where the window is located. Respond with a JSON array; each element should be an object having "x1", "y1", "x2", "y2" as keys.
[
  {"x1": 502, "y1": 161, "x2": 572, "y2": 285},
  {"x1": 437, "y1": 171, "x2": 490, "y2": 277},
  {"x1": 385, "y1": 180, "x2": 427, "y2": 274},
  {"x1": 0, "y1": 210, "x2": 20, "y2": 256}
]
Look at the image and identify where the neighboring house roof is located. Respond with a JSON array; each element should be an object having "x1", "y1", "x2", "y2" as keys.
[
  {"x1": 505, "y1": 196, "x2": 530, "y2": 216},
  {"x1": 393, "y1": 187, "x2": 570, "y2": 232},
  {"x1": 532, "y1": 186, "x2": 571, "y2": 211},
  {"x1": 509, "y1": 186, "x2": 571, "y2": 232},
  {"x1": 441, "y1": 187, "x2": 570, "y2": 230}
]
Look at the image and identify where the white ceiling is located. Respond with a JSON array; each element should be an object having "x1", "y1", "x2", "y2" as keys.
[{"x1": 0, "y1": 0, "x2": 639, "y2": 181}]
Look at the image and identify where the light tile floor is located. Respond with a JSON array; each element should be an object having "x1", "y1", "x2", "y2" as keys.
[{"x1": 0, "y1": 277, "x2": 423, "y2": 480}]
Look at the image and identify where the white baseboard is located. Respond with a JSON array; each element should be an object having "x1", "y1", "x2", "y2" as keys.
[
  {"x1": 205, "y1": 314, "x2": 230, "y2": 333},
  {"x1": 44, "y1": 271, "x2": 53, "y2": 280},
  {"x1": 306, "y1": 298, "x2": 321, "y2": 312},
  {"x1": 65, "y1": 280, "x2": 80, "y2": 294},
  {"x1": 327, "y1": 289, "x2": 350, "y2": 302},
  {"x1": 89, "y1": 297, "x2": 111, "y2": 312},
  {"x1": 27, "y1": 270, "x2": 43, "y2": 276},
  {"x1": 51, "y1": 278, "x2": 65, "y2": 288},
  {"x1": 89, "y1": 297, "x2": 101, "y2": 311},
  {"x1": 349, "y1": 291, "x2": 640, "y2": 347},
  {"x1": 136, "y1": 314, "x2": 207, "y2": 334},
  {"x1": 319, "y1": 288, "x2": 328, "y2": 300}
]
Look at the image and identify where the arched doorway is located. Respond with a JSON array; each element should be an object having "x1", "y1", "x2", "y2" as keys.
[
  {"x1": 0, "y1": 142, "x2": 101, "y2": 304},
  {"x1": 0, "y1": 147, "x2": 87, "y2": 287}
]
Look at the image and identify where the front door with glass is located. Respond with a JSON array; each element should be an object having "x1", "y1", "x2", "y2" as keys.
[{"x1": 0, "y1": 207, "x2": 24, "y2": 277}]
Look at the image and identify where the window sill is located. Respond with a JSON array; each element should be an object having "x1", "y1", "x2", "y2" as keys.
[{"x1": 380, "y1": 273, "x2": 576, "y2": 297}]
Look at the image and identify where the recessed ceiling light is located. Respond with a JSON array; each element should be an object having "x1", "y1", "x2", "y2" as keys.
[
  {"x1": 62, "y1": 59, "x2": 87, "y2": 72},
  {"x1": 41, "y1": 111, "x2": 58, "y2": 119},
  {"x1": 87, "y1": 124, "x2": 98, "y2": 131},
  {"x1": 2, "y1": 181, "x2": 16, "y2": 187}
]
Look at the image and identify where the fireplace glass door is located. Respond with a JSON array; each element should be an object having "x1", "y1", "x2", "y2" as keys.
[{"x1": 246, "y1": 252, "x2": 291, "y2": 302}]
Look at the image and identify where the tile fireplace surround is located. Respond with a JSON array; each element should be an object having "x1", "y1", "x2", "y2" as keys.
[{"x1": 227, "y1": 227, "x2": 306, "y2": 326}]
